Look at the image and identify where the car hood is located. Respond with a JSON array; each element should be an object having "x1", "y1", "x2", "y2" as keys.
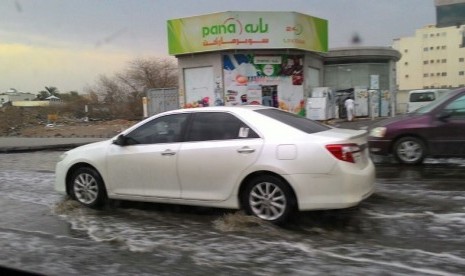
[
  {"x1": 368, "y1": 113, "x2": 426, "y2": 130},
  {"x1": 66, "y1": 139, "x2": 112, "y2": 154}
]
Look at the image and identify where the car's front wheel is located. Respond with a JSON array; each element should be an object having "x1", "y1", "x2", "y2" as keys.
[
  {"x1": 241, "y1": 175, "x2": 296, "y2": 224},
  {"x1": 393, "y1": 136, "x2": 426, "y2": 165},
  {"x1": 69, "y1": 167, "x2": 107, "y2": 208}
]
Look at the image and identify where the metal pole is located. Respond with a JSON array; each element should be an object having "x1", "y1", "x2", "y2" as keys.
[{"x1": 142, "y1": 97, "x2": 148, "y2": 118}]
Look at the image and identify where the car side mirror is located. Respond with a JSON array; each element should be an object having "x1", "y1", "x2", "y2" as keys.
[
  {"x1": 437, "y1": 110, "x2": 452, "y2": 121},
  {"x1": 113, "y1": 134, "x2": 129, "y2": 146}
]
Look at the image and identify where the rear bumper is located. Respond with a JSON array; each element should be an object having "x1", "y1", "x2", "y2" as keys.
[{"x1": 285, "y1": 160, "x2": 376, "y2": 211}]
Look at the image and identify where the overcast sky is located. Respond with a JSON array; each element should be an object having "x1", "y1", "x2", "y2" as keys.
[{"x1": 1, "y1": 0, "x2": 436, "y2": 94}]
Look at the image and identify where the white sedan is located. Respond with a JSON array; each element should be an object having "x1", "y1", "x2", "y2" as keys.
[{"x1": 55, "y1": 106, "x2": 375, "y2": 224}]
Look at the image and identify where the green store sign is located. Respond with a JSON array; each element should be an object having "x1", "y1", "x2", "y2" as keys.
[{"x1": 168, "y1": 11, "x2": 328, "y2": 55}]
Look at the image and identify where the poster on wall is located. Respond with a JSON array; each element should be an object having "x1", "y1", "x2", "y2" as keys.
[{"x1": 223, "y1": 54, "x2": 304, "y2": 113}]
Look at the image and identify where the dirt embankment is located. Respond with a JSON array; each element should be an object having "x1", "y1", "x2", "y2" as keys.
[
  {"x1": 18, "y1": 119, "x2": 137, "y2": 138},
  {"x1": 0, "y1": 107, "x2": 137, "y2": 138}
]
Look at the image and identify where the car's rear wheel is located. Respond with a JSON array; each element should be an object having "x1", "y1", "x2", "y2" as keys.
[
  {"x1": 393, "y1": 136, "x2": 426, "y2": 165},
  {"x1": 241, "y1": 175, "x2": 296, "y2": 224},
  {"x1": 69, "y1": 167, "x2": 107, "y2": 208}
]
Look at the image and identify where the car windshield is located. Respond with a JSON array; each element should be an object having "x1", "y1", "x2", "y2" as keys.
[
  {"x1": 255, "y1": 108, "x2": 330, "y2": 134},
  {"x1": 413, "y1": 90, "x2": 460, "y2": 114}
]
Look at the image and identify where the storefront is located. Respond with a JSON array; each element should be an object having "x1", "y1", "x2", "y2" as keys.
[{"x1": 168, "y1": 11, "x2": 328, "y2": 114}]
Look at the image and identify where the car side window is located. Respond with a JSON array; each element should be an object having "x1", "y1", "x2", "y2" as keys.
[
  {"x1": 444, "y1": 95, "x2": 465, "y2": 118},
  {"x1": 125, "y1": 113, "x2": 189, "y2": 145},
  {"x1": 186, "y1": 112, "x2": 259, "y2": 142}
]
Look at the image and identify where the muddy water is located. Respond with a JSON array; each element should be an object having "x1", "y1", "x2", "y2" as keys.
[{"x1": 0, "y1": 152, "x2": 464, "y2": 275}]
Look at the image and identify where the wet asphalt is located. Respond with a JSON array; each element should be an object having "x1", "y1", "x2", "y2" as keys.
[{"x1": 1, "y1": 117, "x2": 464, "y2": 275}]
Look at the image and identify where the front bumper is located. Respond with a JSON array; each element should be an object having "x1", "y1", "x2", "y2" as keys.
[
  {"x1": 368, "y1": 139, "x2": 392, "y2": 156},
  {"x1": 54, "y1": 161, "x2": 67, "y2": 194}
]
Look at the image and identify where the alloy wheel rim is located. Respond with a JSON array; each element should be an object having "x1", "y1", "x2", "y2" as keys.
[
  {"x1": 398, "y1": 141, "x2": 422, "y2": 162},
  {"x1": 249, "y1": 182, "x2": 286, "y2": 221},
  {"x1": 74, "y1": 173, "x2": 98, "y2": 204}
]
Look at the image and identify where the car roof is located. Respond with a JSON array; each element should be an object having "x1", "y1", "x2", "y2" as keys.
[{"x1": 165, "y1": 105, "x2": 274, "y2": 114}]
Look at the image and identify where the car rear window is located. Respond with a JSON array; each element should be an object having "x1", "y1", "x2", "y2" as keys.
[
  {"x1": 410, "y1": 92, "x2": 435, "y2": 102},
  {"x1": 255, "y1": 109, "x2": 330, "y2": 134}
]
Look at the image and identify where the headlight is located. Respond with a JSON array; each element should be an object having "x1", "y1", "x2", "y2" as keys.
[{"x1": 369, "y1": 127, "x2": 387, "y2": 138}]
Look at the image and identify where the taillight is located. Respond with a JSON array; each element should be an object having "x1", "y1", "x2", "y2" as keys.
[{"x1": 325, "y1": 143, "x2": 361, "y2": 163}]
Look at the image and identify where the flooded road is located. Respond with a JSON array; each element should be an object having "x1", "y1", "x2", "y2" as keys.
[{"x1": 1, "y1": 151, "x2": 465, "y2": 275}]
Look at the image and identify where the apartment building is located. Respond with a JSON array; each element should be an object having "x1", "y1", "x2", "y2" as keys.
[{"x1": 393, "y1": 24, "x2": 465, "y2": 91}]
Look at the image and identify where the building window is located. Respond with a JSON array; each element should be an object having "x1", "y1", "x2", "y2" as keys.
[
  {"x1": 460, "y1": 71, "x2": 464, "y2": 76},
  {"x1": 442, "y1": 45, "x2": 447, "y2": 49},
  {"x1": 424, "y1": 73, "x2": 429, "y2": 77},
  {"x1": 430, "y1": 47, "x2": 434, "y2": 50},
  {"x1": 424, "y1": 60, "x2": 429, "y2": 64},
  {"x1": 442, "y1": 72, "x2": 447, "y2": 76},
  {"x1": 405, "y1": 74, "x2": 409, "y2": 78},
  {"x1": 424, "y1": 47, "x2": 429, "y2": 51},
  {"x1": 459, "y1": 58, "x2": 464, "y2": 62},
  {"x1": 436, "y1": 46, "x2": 440, "y2": 50},
  {"x1": 404, "y1": 62, "x2": 408, "y2": 65},
  {"x1": 431, "y1": 60, "x2": 435, "y2": 63},
  {"x1": 404, "y1": 49, "x2": 408, "y2": 53},
  {"x1": 442, "y1": 59, "x2": 447, "y2": 63},
  {"x1": 430, "y1": 33, "x2": 434, "y2": 37},
  {"x1": 431, "y1": 73, "x2": 435, "y2": 77},
  {"x1": 437, "y1": 73, "x2": 441, "y2": 76}
]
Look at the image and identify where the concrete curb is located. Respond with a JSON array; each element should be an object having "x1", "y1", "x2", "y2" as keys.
[
  {"x1": 0, "y1": 138, "x2": 107, "y2": 153},
  {"x1": 0, "y1": 143, "x2": 91, "y2": 153}
]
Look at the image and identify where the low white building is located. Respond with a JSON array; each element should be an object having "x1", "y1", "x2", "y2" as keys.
[
  {"x1": 0, "y1": 89, "x2": 36, "y2": 106},
  {"x1": 167, "y1": 11, "x2": 400, "y2": 118}
]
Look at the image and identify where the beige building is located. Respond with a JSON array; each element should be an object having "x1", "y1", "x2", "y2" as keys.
[{"x1": 393, "y1": 24, "x2": 465, "y2": 91}]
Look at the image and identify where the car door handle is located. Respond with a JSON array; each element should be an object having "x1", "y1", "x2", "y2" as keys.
[
  {"x1": 161, "y1": 149, "x2": 176, "y2": 156},
  {"x1": 237, "y1": 147, "x2": 255, "y2": 154}
]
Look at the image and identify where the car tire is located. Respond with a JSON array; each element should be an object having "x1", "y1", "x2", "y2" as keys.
[
  {"x1": 241, "y1": 175, "x2": 296, "y2": 224},
  {"x1": 69, "y1": 167, "x2": 107, "y2": 208},
  {"x1": 393, "y1": 136, "x2": 426, "y2": 165}
]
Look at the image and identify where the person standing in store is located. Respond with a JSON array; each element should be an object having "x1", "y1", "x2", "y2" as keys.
[{"x1": 344, "y1": 97, "x2": 355, "y2": 122}]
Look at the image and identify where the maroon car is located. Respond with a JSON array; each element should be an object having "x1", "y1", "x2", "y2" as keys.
[{"x1": 368, "y1": 88, "x2": 465, "y2": 164}]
